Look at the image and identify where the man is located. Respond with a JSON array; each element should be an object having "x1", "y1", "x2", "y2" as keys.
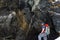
[{"x1": 38, "y1": 22, "x2": 48, "y2": 40}]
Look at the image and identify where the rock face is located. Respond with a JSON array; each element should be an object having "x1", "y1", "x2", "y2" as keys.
[
  {"x1": 0, "y1": 11, "x2": 18, "y2": 40},
  {"x1": 0, "y1": 0, "x2": 60, "y2": 40}
]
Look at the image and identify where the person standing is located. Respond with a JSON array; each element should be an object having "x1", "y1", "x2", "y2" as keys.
[{"x1": 38, "y1": 22, "x2": 49, "y2": 40}]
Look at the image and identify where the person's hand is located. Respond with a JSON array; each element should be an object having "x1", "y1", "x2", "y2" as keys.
[{"x1": 41, "y1": 31, "x2": 44, "y2": 33}]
